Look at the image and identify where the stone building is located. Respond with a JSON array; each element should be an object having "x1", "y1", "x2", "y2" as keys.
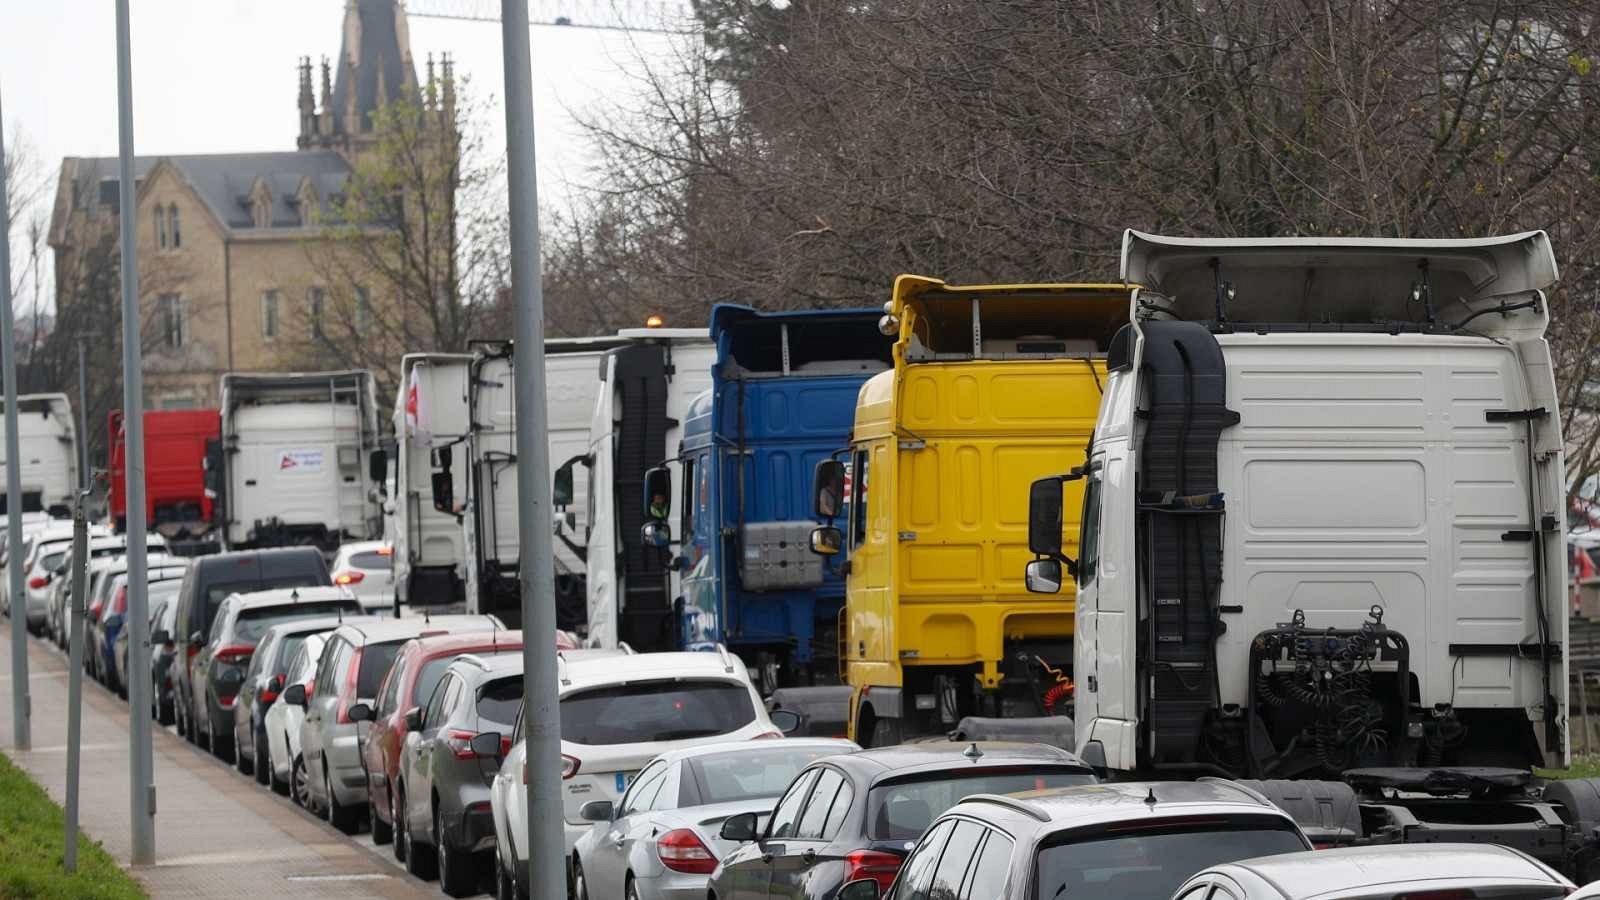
[{"x1": 46, "y1": 0, "x2": 452, "y2": 409}]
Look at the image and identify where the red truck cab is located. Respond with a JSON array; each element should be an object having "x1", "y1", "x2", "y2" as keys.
[{"x1": 108, "y1": 409, "x2": 220, "y2": 536}]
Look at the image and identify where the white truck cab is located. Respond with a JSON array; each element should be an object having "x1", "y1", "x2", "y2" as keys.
[
  {"x1": 390, "y1": 353, "x2": 473, "y2": 610},
  {"x1": 0, "y1": 393, "x2": 79, "y2": 516}
]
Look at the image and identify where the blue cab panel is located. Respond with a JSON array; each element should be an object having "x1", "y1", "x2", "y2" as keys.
[{"x1": 677, "y1": 304, "x2": 892, "y2": 682}]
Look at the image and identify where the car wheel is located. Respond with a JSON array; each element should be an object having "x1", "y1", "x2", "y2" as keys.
[
  {"x1": 394, "y1": 786, "x2": 409, "y2": 862},
  {"x1": 571, "y1": 860, "x2": 590, "y2": 900},
  {"x1": 369, "y1": 786, "x2": 393, "y2": 845},
  {"x1": 401, "y1": 787, "x2": 437, "y2": 879},
  {"x1": 436, "y1": 805, "x2": 474, "y2": 897},
  {"x1": 496, "y1": 851, "x2": 516, "y2": 900},
  {"x1": 254, "y1": 734, "x2": 270, "y2": 786},
  {"x1": 211, "y1": 710, "x2": 233, "y2": 763},
  {"x1": 269, "y1": 741, "x2": 289, "y2": 795},
  {"x1": 235, "y1": 730, "x2": 253, "y2": 775},
  {"x1": 159, "y1": 697, "x2": 174, "y2": 727},
  {"x1": 292, "y1": 755, "x2": 313, "y2": 811},
  {"x1": 625, "y1": 876, "x2": 641, "y2": 900},
  {"x1": 326, "y1": 769, "x2": 359, "y2": 834}
]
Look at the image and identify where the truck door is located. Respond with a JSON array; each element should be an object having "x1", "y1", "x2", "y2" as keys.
[{"x1": 1073, "y1": 460, "x2": 1104, "y2": 730}]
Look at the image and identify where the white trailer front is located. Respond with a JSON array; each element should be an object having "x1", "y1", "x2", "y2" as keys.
[
  {"x1": 0, "y1": 393, "x2": 79, "y2": 515},
  {"x1": 391, "y1": 353, "x2": 472, "y2": 608},
  {"x1": 213, "y1": 371, "x2": 382, "y2": 551}
]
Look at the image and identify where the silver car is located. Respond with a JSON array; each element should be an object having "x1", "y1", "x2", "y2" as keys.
[
  {"x1": 1171, "y1": 843, "x2": 1573, "y2": 899},
  {"x1": 293, "y1": 614, "x2": 502, "y2": 833},
  {"x1": 572, "y1": 737, "x2": 857, "y2": 900}
]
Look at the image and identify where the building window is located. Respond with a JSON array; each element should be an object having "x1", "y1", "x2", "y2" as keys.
[
  {"x1": 155, "y1": 207, "x2": 168, "y2": 250},
  {"x1": 355, "y1": 286, "x2": 372, "y2": 335},
  {"x1": 261, "y1": 291, "x2": 280, "y2": 341},
  {"x1": 169, "y1": 205, "x2": 181, "y2": 248},
  {"x1": 308, "y1": 287, "x2": 325, "y2": 339},
  {"x1": 157, "y1": 295, "x2": 186, "y2": 350},
  {"x1": 252, "y1": 193, "x2": 272, "y2": 228}
]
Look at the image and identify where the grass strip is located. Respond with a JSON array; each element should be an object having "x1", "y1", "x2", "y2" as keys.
[{"x1": 0, "y1": 751, "x2": 146, "y2": 899}]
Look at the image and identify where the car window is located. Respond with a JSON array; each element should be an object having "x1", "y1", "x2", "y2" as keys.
[
  {"x1": 1209, "y1": 883, "x2": 1241, "y2": 900},
  {"x1": 869, "y1": 769, "x2": 1095, "y2": 840},
  {"x1": 1032, "y1": 823, "x2": 1307, "y2": 899},
  {"x1": 649, "y1": 764, "x2": 682, "y2": 812},
  {"x1": 204, "y1": 573, "x2": 324, "y2": 616},
  {"x1": 558, "y1": 679, "x2": 755, "y2": 745},
  {"x1": 350, "y1": 550, "x2": 392, "y2": 570},
  {"x1": 234, "y1": 603, "x2": 356, "y2": 644},
  {"x1": 356, "y1": 640, "x2": 405, "y2": 698},
  {"x1": 375, "y1": 662, "x2": 402, "y2": 717},
  {"x1": 620, "y1": 762, "x2": 666, "y2": 817},
  {"x1": 207, "y1": 604, "x2": 231, "y2": 644},
  {"x1": 766, "y1": 770, "x2": 819, "y2": 840},
  {"x1": 964, "y1": 829, "x2": 1013, "y2": 900},
  {"x1": 895, "y1": 819, "x2": 956, "y2": 900},
  {"x1": 795, "y1": 768, "x2": 846, "y2": 840},
  {"x1": 476, "y1": 676, "x2": 523, "y2": 729},
  {"x1": 317, "y1": 637, "x2": 347, "y2": 689},
  {"x1": 424, "y1": 673, "x2": 455, "y2": 729},
  {"x1": 274, "y1": 635, "x2": 308, "y2": 675},
  {"x1": 688, "y1": 746, "x2": 842, "y2": 805},
  {"x1": 39, "y1": 550, "x2": 66, "y2": 573},
  {"x1": 244, "y1": 636, "x2": 271, "y2": 680},
  {"x1": 1174, "y1": 886, "x2": 1211, "y2": 900},
  {"x1": 1078, "y1": 471, "x2": 1102, "y2": 586},
  {"x1": 928, "y1": 819, "x2": 984, "y2": 899},
  {"x1": 822, "y1": 778, "x2": 855, "y2": 841}
]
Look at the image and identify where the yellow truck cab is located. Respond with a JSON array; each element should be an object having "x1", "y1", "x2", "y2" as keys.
[{"x1": 811, "y1": 275, "x2": 1129, "y2": 746}]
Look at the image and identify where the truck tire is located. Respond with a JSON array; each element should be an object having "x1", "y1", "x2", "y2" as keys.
[
  {"x1": 1233, "y1": 779, "x2": 1362, "y2": 846},
  {"x1": 1543, "y1": 777, "x2": 1600, "y2": 881}
]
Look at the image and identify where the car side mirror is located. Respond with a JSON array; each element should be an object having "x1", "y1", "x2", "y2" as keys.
[
  {"x1": 282, "y1": 683, "x2": 307, "y2": 707},
  {"x1": 347, "y1": 702, "x2": 373, "y2": 723},
  {"x1": 813, "y1": 459, "x2": 845, "y2": 519},
  {"x1": 719, "y1": 811, "x2": 759, "y2": 842},
  {"x1": 642, "y1": 466, "x2": 672, "y2": 521},
  {"x1": 838, "y1": 881, "x2": 882, "y2": 900},
  {"x1": 641, "y1": 521, "x2": 671, "y2": 549},
  {"x1": 188, "y1": 631, "x2": 203, "y2": 645},
  {"x1": 579, "y1": 799, "x2": 614, "y2": 822},
  {"x1": 470, "y1": 731, "x2": 504, "y2": 759},
  {"x1": 150, "y1": 629, "x2": 170, "y2": 646},
  {"x1": 809, "y1": 525, "x2": 842, "y2": 557},
  {"x1": 368, "y1": 448, "x2": 387, "y2": 485},
  {"x1": 768, "y1": 709, "x2": 802, "y2": 736},
  {"x1": 404, "y1": 706, "x2": 423, "y2": 731},
  {"x1": 1025, "y1": 558, "x2": 1064, "y2": 594}
]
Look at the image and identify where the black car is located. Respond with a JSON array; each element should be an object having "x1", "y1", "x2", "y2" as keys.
[
  {"x1": 147, "y1": 594, "x2": 180, "y2": 724},
  {"x1": 114, "y1": 577, "x2": 184, "y2": 703},
  {"x1": 706, "y1": 742, "x2": 1096, "y2": 900},
  {"x1": 367, "y1": 653, "x2": 524, "y2": 897},
  {"x1": 170, "y1": 547, "x2": 330, "y2": 745},
  {"x1": 181, "y1": 585, "x2": 361, "y2": 763},
  {"x1": 231, "y1": 614, "x2": 350, "y2": 786}
]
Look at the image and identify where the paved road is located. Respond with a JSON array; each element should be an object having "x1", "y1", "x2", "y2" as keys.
[{"x1": 0, "y1": 616, "x2": 448, "y2": 899}]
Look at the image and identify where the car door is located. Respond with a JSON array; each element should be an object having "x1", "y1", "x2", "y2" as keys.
[
  {"x1": 304, "y1": 636, "x2": 350, "y2": 792},
  {"x1": 193, "y1": 601, "x2": 231, "y2": 732},
  {"x1": 959, "y1": 825, "x2": 1014, "y2": 900},
  {"x1": 883, "y1": 819, "x2": 955, "y2": 900},
  {"x1": 407, "y1": 672, "x2": 458, "y2": 837},
  {"x1": 767, "y1": 765, "x2": 851, "y2": 898},
  {"x1": 591, "y1": 759, "x2": 670, "y2": 898},
  {"x1": 715, "y1": 768, "x2": 818, "y2": 900}
]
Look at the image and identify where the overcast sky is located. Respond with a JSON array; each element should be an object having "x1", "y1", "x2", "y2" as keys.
[{"x1": 2, "y1": 0, "x2": 690, "y2": 308}]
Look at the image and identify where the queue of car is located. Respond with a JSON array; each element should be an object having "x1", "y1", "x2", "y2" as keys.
[{"x1": 14, "y1": 534, "x2": 1599, "y2": 900}]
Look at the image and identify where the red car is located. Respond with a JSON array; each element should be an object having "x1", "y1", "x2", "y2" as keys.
[{"x1": 361, "y1": 630, "x2": 526, "y2": 846}]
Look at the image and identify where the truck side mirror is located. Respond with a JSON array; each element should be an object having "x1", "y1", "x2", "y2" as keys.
[
  {"x1": 814, "y1": 459, "x2": 845, "y2": 519},
  {"x1": 431, "y1": 445, "x2": 454, "y2": 514},
  {"x1": 553, "y1": 461, "x2": 574, "y2": 509},
  {"x1": 1027, "y1": 472, "x2": 1080, "y2": 557},
  {"x1": 1025, "y1": 558, "x2": 1064, "y2": 594},
  {"x1": 368, "y1": 448, "x2": 387, "y2": 484},
  {"x1": 641, "y1": 521, "x2": 671, "y2": 549},
  {"x1": 810, "y1": 525, "x2": 842, "y2": 557},
  {"x1": 642, "y1": 466, "x2": 671, "y2": 521}
]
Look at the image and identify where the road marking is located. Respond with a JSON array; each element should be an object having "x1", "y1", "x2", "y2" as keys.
[
  {"x1": 24, "y1": 742, "x2": 123, "y2": 753},
  {"x1": 285, "y1": 873, "x2": 392, "y2": 882}
]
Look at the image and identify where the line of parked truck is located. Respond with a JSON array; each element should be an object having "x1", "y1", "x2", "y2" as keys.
[{"x1": 4, "y1": 228, "x2": 1599, "y2": 896}]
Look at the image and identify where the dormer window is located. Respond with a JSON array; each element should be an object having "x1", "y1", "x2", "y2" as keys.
[
  {"x1": 169, "y1": 205, "x2": 181, "y2": 248},
  {"x1": 248, "y1": 179, "x2": 274, "y2": 229},
  {"x1": 155, "y1": 207, "x2": 168, "y2": 249},
  {"x1": 296, "y1": 179, "x2": 320, "y2": 227}
]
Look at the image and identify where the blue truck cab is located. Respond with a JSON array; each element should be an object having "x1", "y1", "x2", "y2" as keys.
[{"x1": 675, "y1": 304, "x2": 892, "y2": 688}]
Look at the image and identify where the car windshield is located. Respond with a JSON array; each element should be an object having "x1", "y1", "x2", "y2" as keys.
[
  {"x1": 357, "y1": 640, "x2": 406, "y2": 698},
  {"x1": 1034, "y1": 823, "x2": 1308, "y2": 898},
  {"x1": 476, "y1": 676, "x2": 523, "y2": 728},
  {"x1": 691, "y1": 747, "x2": 845, "y2": 804},
  {"x1": 235, "y1": 603, "x2": 356, "y2": 644},
  {"x1": 869, "y1": 769, "x2": 1097, "y2": 840},
  {"x1": 560, "y1": 679, "x2": 756, "y2": 745}
]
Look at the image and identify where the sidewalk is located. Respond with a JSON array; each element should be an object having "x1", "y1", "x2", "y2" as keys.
[{"x1": 0, "y1": 617, "x2": 433, "y2": 899}]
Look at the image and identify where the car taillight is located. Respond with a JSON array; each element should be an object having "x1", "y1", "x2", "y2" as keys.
[
  {"x1": 844, "y1": 849, "x2": 903, "y2": 891},
  {"x1": 336, "y1": 649, "x2": 362, "y2": 723},
  {"x1": 334, "y1": 570, "x2": 365, "y2": 585},
  {"x1": 27, "y1": 575, "x2": 48, "y2": 589},
  {"x1": 216, "y1": 645, "x2": 254, "y2": 665},
  {"x1": 527, "y1": 754, "x2": 579, "y2": 784},
  {"x1": 445, "y1": 729, "x2": 483, "y2": 760},
  {"x1": 376, "y1": 546, "x2": 392, "y2": 556},
  {"x1": 657, "y1": 829, "x2": 717, "y2": 875}
]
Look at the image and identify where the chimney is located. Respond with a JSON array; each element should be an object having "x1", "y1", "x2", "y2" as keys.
[{"x1": 297, "y1": 56, "x2": 316, "y2": 148}]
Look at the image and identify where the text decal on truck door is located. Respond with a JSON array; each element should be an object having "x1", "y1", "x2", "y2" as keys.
[{"x1": 277, "y1": 449, "x2": 325, "y2": 473}]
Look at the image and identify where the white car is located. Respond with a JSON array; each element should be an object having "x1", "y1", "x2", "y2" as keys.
[
  {"x1": 1573, "y1": 879, "x2": 1600, "y2": 899},
  {"x1": 1172, "y1": 843, "x2": 1573, "y2": 899},
  {"x1": 265, "y1": 631, "x2": 327, "y2": 808},
  {"x1": 329, "y1": 540, "x2": 396, "y2": 615},
  {"x1": 488, "y1": 647, "x2": 793, "y2": 900},
  {"x1": 20, "y1": 521, "x2": 110, "y2": 632}
]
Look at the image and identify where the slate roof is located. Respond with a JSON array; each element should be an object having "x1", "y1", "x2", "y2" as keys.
[
  {"x1": 332, "y1": 0, "x2": 418, "y2": 136},
  {"x1": 64, "y1": 151, "x2": 351, "y2": 232}
]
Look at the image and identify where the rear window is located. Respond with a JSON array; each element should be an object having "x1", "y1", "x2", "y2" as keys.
[
  {"x1": 205, "y1": 574, "x2": 326, "y2": 617},
  {"x1": 416, "y1": 649, "x2": 519, "y2": 706},
  {"x1": 235, "y1": 602, "x2": 358, "y2": 643},
  {"x1": 1034, "y1": 823, "x2": 1308, "y2": 898},
  {"x1": 476, "y1": 676, "x2": 523, "y2": 727},
  {"x1": 869, "y1": 768, "x2": 1096, "y2": 840},
  {"x1": 690, "y1": 747, "x2": 843, "y2": 804},
  {"x1": 560, "y1": 679, "x2": 756, "y2": 745},
  {"x1": 350, "y1": 550, "x2": 392, "y2": 571},
  {"x1": 357, "y1": 640, "x2": 406, "y2": 698},
  {"x1": 39, "y1": 551, "x2": 66, "y2": 572}
]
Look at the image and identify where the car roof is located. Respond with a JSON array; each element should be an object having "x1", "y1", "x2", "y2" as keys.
[
  {"x1": 194, "y1": 546, "x2": 323, "y2": 569},
  {"x1": 825, "y1": 741, "x2": 1086, "y2": 781},
  {"x1": 329, "y1": 614, "x2": 502, "y2": 644},
  {"x1": 409, "y1": 630, "x2": 524, "y2": 660},
  {"x1": 334, "y1": 541, "x2": 389, "y2": 559},
  {"x1": 1214, "y1": 843, "x2": 1562, "y2": 897},
  {"x1": 448, "y1": 652, "x2": 526, "y2": 679},
  {"x1": 225, "y1": 586, "x2": 359, "y2": 610},
  {"x1": 949, "y1": 780, "x2": 1291, "y2": 833},
  {"x1": 650, "y1": 737, "x2": 859, "y2": 767},
  {"x1": 258, "y1": 614, "x2": 367, "y2": 640},
  {"x1": 558, "y1": 649, "x2": 747, "y2": 689}
]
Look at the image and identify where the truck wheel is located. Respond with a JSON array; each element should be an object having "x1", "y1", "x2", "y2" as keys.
[{"x1": 1543, "y1": 777, "x2": 1600, "y2": 880}]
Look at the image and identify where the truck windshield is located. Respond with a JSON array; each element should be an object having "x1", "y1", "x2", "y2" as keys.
[
  {"x1": 1034, "y1": 822, "x2": 1307, "y2": 898},
  {"x1": 560, "y1": 679, "x2": 755, "y2": 745},
  {"x1": 869, "y1": 768, "x2": 1095, "y2": 840}
]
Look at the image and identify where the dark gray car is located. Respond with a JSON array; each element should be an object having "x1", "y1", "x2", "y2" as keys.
[
  {"x1": 377, "y1": 653, "x2": 524, "y2": 896},
  {"x1": 232, "y1": 614, "x2": 353, "y2": 785}
]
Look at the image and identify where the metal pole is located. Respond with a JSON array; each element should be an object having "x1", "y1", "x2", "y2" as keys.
[
  {"x1": 114, "y1": 0, "x2": 154, "y2": 864},
  {"x1": 77, "y1": 341, "x2": 88, "y2": 491},
  {"x1": 63, "y1": 494, "x2": 88, "y2": 872},
  {"x1": 499, "y1": 3, "x2": 562, "y2": 896},
  {"x1": 0, "y1": 81, "x2": 31, "y2": 752}
]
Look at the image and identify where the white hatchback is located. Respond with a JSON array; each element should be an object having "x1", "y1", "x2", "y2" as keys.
[
  {"x1": 488, "y1": 647, "x2": 790, "y2": 899},
  {"x1": 329, "y1": 540, "x2": 395, "y2": 614}
]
